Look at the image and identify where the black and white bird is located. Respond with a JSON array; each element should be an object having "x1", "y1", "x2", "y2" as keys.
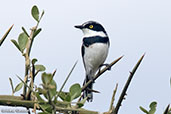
[{"x1": 75, "y1": 21, "x2": 110, "y2": 102}]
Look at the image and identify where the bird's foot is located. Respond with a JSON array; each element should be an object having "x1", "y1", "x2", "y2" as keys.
[{"x1": 100, "y1": 63, "x2": 111, "y2": 70}]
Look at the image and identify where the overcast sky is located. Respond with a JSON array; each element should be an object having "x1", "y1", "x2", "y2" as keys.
[{"x1": 0, "y1": 0, "x2": 171, "y2": 114}]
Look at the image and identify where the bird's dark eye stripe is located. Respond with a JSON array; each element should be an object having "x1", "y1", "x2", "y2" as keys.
[{"x1": 84, "y1": 23, "x2": 106, "y2": 33}]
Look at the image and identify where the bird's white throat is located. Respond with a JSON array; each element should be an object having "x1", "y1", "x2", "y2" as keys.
[{"x1": 82, "y1": 28, "x2": 107, "y2": 37}]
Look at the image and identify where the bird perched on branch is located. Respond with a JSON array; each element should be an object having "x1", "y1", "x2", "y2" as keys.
[{"x1": 75, "y1": 21, "x2": 110, "y2": 102}]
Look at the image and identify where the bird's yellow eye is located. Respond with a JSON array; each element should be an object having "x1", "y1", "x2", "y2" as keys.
[{"x1": 89, "y1": 25, "x2": 93, "y2": 29}]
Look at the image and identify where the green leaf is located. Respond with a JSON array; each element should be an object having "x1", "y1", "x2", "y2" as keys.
[
  {"x1": 9, "y1": 78, "x2": 14, "y2": 94},
  {"x1": 65, "y1": 94, "x2": 71, "y2": 102},
  {"x1": 41, "y1": 73, "x2": 52, "y2": 85},
  {"x1": 17, "y1": 75, "x2": 32, "y2": 91},
  {"x1": 33, "y1": 28, "x2": 42, "y2": 38},
  {"x1": 18, "y1": 32, "x2": 28, "y2": 53},
  {"x1": 38, "y1": 112, "x2": 50, "y2": 114},
  {"x1": 77, "y1": 97, "x2": 87, "y2": 108},
  {"x1": 58, "y1": 92, "x2": 69, "y2": 101},
  {"x1": 21, "y1": 27, "x2": 29, "y2": 37},
  {"x1": 56, "y1": 61, "x2": 78, "y2": 100},
  {"x1": 39, "y1": 104, "x2": 52, "y2": 113},
  {"x1": 31, "y1": 5, "x2": 39, "y2": 22},
  {"x1": 32, "y1": 58, "x2": 38, "y2": 65},
  {"x1": 69, "y1": 83, "x2": 81, "y2": 101},
  {"x1": 43, "y1": 80, "x2": 57, "y2": 100},
  {"x1": 14, "y1": 82, "x2": 23, "y2": 93},
  {"x1": 140, "y1": 106, "x2": 149, "y2": 114},
  {"x1": 35, "y1": 64, "x2": 46, "y2": 71},
  {"x1": 149, "y1": 101, "x2": 157, "y2": 114},
  {"x1": 11, "y1": 39, "x2": 21, "y2": 52},
  {"x1": 35, "y1": 92, "x2": 45, "y2": 102},
  {"x1": 48, "y1": 80, "x2": 57, "y2": 98},
  {"x1": 38, "y1": 87, "x2": 47, "y2": 95}
]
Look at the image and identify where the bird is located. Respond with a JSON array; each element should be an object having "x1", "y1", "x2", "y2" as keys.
[{"x1": 75, "y1": 21, "x2": 110, "y2": 102}]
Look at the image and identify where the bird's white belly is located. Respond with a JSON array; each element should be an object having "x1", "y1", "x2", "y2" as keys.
[{"x1": 84, "y1": 43, "x2": 109, "y2": 74}]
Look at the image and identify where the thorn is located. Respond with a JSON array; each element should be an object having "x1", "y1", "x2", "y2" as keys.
[
  {"x1": 87, "y1": 88, "x2": 100, "y2": 93},
  {"x1": 52, "y1": 69, "x2": 57, "y2": 76},
  {"x1": 129, "y1": 71, "x2": 133, "y2": 75}
]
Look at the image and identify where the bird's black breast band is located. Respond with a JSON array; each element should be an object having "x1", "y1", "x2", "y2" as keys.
[{"x1": 83, "y1": 36, "x2": 109, "y2": 47}]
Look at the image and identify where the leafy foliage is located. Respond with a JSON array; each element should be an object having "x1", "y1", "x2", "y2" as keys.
[
  {"x1": 140, "y1": 101, "x2": 157, "y2": 114},
  {"x1": 140, "y1": 102, "x2": 171, "y2": 114},
  {"x1": 0, "y1": 4, "x2": 169, "y2": 114},
  {"x1": 58, "y1": 83, "x2": 81, "y2": 102},
  {"x1": 31, "y1": 5, "x2": 40, "y2": 22}
]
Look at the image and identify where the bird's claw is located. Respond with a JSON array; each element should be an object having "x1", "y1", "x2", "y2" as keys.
[{"x1": 100, "y1": 63, "x2": 111, "y2": 70}]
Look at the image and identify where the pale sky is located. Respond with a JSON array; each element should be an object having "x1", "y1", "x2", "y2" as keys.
[{"x1": 0, "y1": 0, "x2": 171, "y2": 114}]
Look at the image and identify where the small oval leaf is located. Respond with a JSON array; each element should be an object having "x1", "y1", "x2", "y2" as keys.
[
  {"x1": 11, "y1": 39, "x2": 21, "y2": 52},
  {"x1": 69, "y1": 83, "x2": 81, "y2": 101},
  {"x1": 35, "y1": 64, "x2": 46, "y2": 72},
  {"x1": 31, "y1": 5, "x2": 39, "y2": 22},
  {"x1": 41, "y1": 73, "x2": 52, "y2": 85},
  {"x1": 48, "y1": 80, "x2": 57, "y2": 98},
  {"x1": 18, "y1": 32, "x2": 28, "y2": 52},
  {"x1": 14, "y1": 82, "x2": 23, "y2": 93},
  {"x1": 58, "y1": 92, "x2": 68, "y2": 101}
]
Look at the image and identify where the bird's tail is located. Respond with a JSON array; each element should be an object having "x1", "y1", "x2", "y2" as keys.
[{"x1": 83, "y1": 75, "x2": 93, "y2": 102}]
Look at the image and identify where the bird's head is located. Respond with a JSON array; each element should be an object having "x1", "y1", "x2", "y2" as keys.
[{"x1": 75, "y1": 21, "x2": 107, "y2": 37}]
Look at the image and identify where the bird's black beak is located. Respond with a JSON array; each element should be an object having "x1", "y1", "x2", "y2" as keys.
[{"x1": 74, "y1": 25, "x2": 83, "y2": 29}]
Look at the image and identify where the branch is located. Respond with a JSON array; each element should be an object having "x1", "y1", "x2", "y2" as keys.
[
  {"x1": 109, "y1": 83, "x2": 118, "y2": 111},
  {"x1": 163, "y1": 104, "x2": 170, "y2": 114},
  {"x1": 81, "y1": 56, "x2": 123, "y2": 92},
  {"x1": 0, "y1": 95, "x2": 99, "y2": 114},
  {"x1": 0, "y1": 25, "x2": 13, "y2": 47},
  {"x1": 23, "y1": 21, "x2": 42, "y2": 99},
  {"x1": 114, "y1": 54, "x2": 145, "y2": 114}
]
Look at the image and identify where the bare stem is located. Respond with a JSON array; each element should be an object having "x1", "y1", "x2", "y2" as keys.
[
  {"x1": 0, "y1": 24, "x2": 13, "y2": 47},
  {"x1": 23, "y1": 20, "x2": 41, "y2": 99},
  {"x1": 109, "y1": 83, "x2": 118, "y2": 111},
  {"x1": 56, "y1": 61, "x2": 78, "y2": 100},
  {"x1": 114, "y1": 54, "x2": 145, "y2": 114}
]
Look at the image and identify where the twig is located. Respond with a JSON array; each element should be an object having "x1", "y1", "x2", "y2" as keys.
[
  {"x1": 81, "y1": 56, "x2": 123, "y2": 92},
  {"x1": 0, "y1": 24, "x2": 13, "y2": 47},
  {"x1": 23, "y1": 19, "x2": 41, "y2": 99},
  {"x1": 109, "y1": 83, "x2": 118, "y2": 111},
  {"x1": 47, "y1": 89, "x2": 56, "y2": 114},
  {"x1": 26, "y1": 60, "x2": 36, "y2": 100},
  {"x1": 56, "y1": 61, "x2": 78, "y2": 99},
  {"x1": 114, "y1": 54, "x2": 145, "y2": 114},
  {"x1": 23, "y1": 27, "x2": 36, "y2": 99},
  {"x1": 163, "y1": 104, "x2": 170, "y2": 114},
  {"x1": 9, "y1": 78, "x2": 14, "y2": 95}
]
